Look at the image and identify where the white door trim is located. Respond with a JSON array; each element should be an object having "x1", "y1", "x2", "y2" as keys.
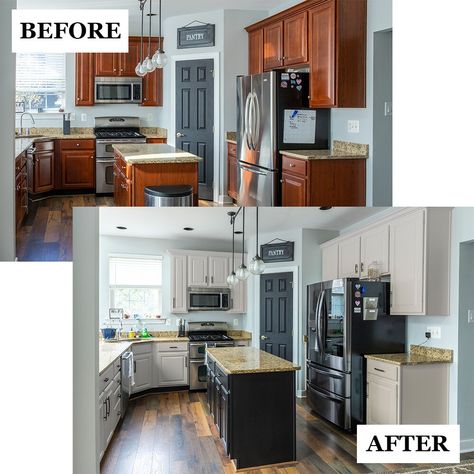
[
  {"x1": 253, "y1": 266, "x2": 300, "y2": 377},
  {"x1": 170, "y1": 52, "x2": 221, "y2": 204}
]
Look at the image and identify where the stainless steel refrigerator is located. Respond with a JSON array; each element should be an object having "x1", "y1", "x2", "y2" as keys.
[
  {"x1": 306, "y1": 279, "x2": 406, "y2": 431},
  {"x1": 236, "y1": 71, "x2": 330, "y2": 206}
]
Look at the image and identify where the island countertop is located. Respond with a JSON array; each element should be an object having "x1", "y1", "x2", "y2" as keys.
[
  {"x1": 206, "y1": 347, "x2": 300, "y2": 375},
  {"x1": 113, "y1": 143, "x2": 202, "y2": 164}
]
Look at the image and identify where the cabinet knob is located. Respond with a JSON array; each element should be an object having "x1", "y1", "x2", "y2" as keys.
[
  {"x1": 289, "y1": 163, "x2": 296, "y2": 168},
  {"x1": 91, "y1": 155, "x2": 94, "y2": 159},
  {"x1": 77, "y1": 97, "x2": 80, "y2": 101},
  {"x1": 76, "y1": 143, "x2": 80, "y2": 147}
]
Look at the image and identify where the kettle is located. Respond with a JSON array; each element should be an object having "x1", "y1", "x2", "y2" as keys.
[{"x1": 178, "y1": 319, "x2": 186, "y2": 337}]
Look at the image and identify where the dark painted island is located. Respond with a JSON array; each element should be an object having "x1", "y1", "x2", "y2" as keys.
[{"x1": 206, "y1": 347, "x2": 300, "y2": 470}]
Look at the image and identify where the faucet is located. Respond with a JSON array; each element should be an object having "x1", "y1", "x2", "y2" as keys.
[{"x1": 19, "y1": 112, "x2": 36, "y2": 136}]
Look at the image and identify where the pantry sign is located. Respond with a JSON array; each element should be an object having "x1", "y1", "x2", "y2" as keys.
[{"x1": 177, "y1": 22, "x2": 215, "y2": 49}]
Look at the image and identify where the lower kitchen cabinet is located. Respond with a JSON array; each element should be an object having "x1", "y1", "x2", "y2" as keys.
[
  {"x1": 234, "y1": 340, "x2": 250, "y2": 347},
  {"x1": 27, "y1": 140, "x2": 55, "y2": 194},
  {"x1": 227, "y1": 141, "x2": 238, "y2": 201},
  {"x1": 15, "y1": 151, "x2": 28, "y2": 230},
  {"x1": 58, "y1": 139, "x2": 95, "y2": 189},
  {"x1": 366, "y1": 358, "x2": 449, "y2": 425},
  {"x1": 155, "y1": 342, "x2": 189, "y2": 387},
  {"x1": 146, "y1": 138, "x2": 167, "y2": 144},
  {"x1": 131, "y1": 343, "x2": 153, "y2": 393}
]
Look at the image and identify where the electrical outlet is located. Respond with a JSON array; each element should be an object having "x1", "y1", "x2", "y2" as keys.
[
  {"x1": 81, "y1": 113, "x2": 87, "y2": 122},
  {"x1": 233, "y1": 319, "x2": 239, "y2": 327},
  {"x1": 427, "y1": 326, "x2": 441, "y2": 339},
  {"x1": 347, "y1": 120, "x2": 360, "y2": 133},
  {"x1": 70, "y1": 112, "x2": 76, "y2": 121},
  {"x1": 468, "y1": 310, "x2": 474, "y2": 323}
]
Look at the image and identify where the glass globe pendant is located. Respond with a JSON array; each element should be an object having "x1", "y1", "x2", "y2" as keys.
[
  {"x1": 135, "y1": 62, "x2": 147, "y2": 77},
  {"x1": 227, "y1": 272, "x2": 239, "y2": 287},
  {"x1": 249, "y1": 207, "x2": 266, "y2": 275}
]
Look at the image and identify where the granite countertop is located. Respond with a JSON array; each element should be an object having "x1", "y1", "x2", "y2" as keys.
[
  {"x1": 229, "y1": 330, "x2": 252, "y2": 341},
  {"x1": 206, "y1": 347, "x2": 300, "y2": 375},
  {"x1": 113, "y1": 144, "x2": 202, "y2": 164},
  {"x1": 281, "y1": 140, "x2": 369, "y2": 161},
  {"x1": 365, "y1": 345, "x2": 453, "y2": 367}
]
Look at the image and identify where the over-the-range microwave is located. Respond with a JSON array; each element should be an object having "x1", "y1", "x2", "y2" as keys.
[
  {"x1": 187, "y1": 287, "x2": 232, "y2": 311},
  {"x1": 95, "y1": 77, "x2": 142, "y2": 104}
]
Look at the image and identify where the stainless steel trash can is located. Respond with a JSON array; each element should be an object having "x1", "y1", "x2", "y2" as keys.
[{"x1": 144, "y1": 185, "x2": 193, "y2": 207}]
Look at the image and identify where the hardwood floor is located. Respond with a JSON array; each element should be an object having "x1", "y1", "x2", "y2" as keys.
[{"x1": 101, "y1": 391, "x2": 474, "y2": 474}]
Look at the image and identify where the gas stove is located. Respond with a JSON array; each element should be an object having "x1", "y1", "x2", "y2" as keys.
[
  {"x1": 188, "y1": 334, "x2": 234, "y2": 342},
  {"x1": 187, "y1": 321, "x2": 234, "y2": 343},
  {"x1": 95, "y1": 129, "x2": 146, "y2": 140}
]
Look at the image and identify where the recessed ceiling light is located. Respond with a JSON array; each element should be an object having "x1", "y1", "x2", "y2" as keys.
[
  {"x1": 319, "y1": 207, "x2": 333, "y2": 211},
  {"x1": 183, "y1": 227, "x2": 194, "y2": 231},
  {"x1": 116, "y1": 226, "x2": 127, "y2": 230}
]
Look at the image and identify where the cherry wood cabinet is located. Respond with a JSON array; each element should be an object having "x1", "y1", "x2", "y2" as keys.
[
  {"x1": 95, "y1": 38, "x2": 141, "y2": 77},
  {"x1": 113, "y1": 164, "x2": 132, "y2": 207},
  {"x1": 263, "y1": 22, "x2": 284, "y2": 71},
  {"x1": 58, "y1": 140, "x2": 95, "y2": 190},
  {"x1": 15, "y1": 152, "x2": 28, "y2": 230},
  {"x1": 28, "y1": 140, "x2": 54, "y2": 194},
  {"x1": 146, "y1": 138, "x2": 167, "y2": 144},
  {"x1": 75, "y1": 53, "x2": 95, "y2": 106},
  {"x1": 227, "y1": 142, "x2": 238, "y2": 201},
  {"x1": 248, "y1": 29, "x2": 264, "y2": 75},
  {"x1": 280, "y1": 153, "x2": 366, "y2": 206},
  {"x1": 283, "y1": 11, "x2": 308, "y2": 66},
  {"x1": 142, "y1": 38, "x2": 163, "y2": 106}
]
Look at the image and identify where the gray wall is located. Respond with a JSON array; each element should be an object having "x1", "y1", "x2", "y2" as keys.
[
  {"x1": 0, "y1": 0, "x2": 17, "y2": 261},
  {"x1": 458, "y1": 241, "x2": 474, "y2": 448}
]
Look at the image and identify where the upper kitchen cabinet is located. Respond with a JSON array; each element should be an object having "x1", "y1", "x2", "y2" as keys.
[
  {"x1": 75, "y1": 53, "x2": 95, "y2": 106},
  {"x1": 390, "y1": 208, "x2": 451, "y2": 316},
  {"x1": 141, "y1": 39, "x2": 163, "y2": 107},
  {"x1": 248, "y1": 29, "x2": 264, "y2": 75},
  {"x1": 188, "y1": 255, "x2": 209, "y2": 287},
  {"x1": 321, "y1": 243, "x2": 338, "y2": 281},
  {"x1": 209, "y1": 256, "x2": 229, "y2": 287},
  {"x1": 338, "y1": 235, "x2": 361, "y2": 278},
  {"x1": 359, "y1": 223, "x2": 390, "y2": 278},
  {"x1": 120, "y1": 38, "x2": 142, "y2": 76},
  {"x1": 308, "y1": 0, "x2": 367, "y2": 108},
  {"x1": 263, "y1": 21, "x2": 284, "y2": 70},
  {"x1": 283, "y1": 11, "x2": 308, "y2": 66},
  {"x1": 95, "y1": 53, "x2": 117, "y2": 77},
  {"x1": 95, "y1": 38, "x2": 141, "y2": 77},
  {"x1": 170, "y1": 254, "x2": 187, "y2": 314}
]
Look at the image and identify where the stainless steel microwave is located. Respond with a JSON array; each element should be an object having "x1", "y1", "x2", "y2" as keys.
[
  {"x1": 187, "y1": 287, "x2": 232, "y2": 311},
  {"x1": 95, "y1": 77, "x2": 142, "y2": 104}
]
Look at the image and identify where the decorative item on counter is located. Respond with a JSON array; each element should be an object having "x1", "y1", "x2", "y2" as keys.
[
  {"x1": 133, "y1": 313, "x2": 141, "y2": 319},
  {"x1": 62, "y1": 113, "x2": 71, "y2": 135},
  {"x1": 109, "y1": 308, "x2": 124, "y2": 319},
  {"x1": 140, "y1": 328, "x2": 151, "y2": 338},
  {"x1": 367, "y1": 261, "x2": 382, "y2": 280},
  {"x1": 178, "y1": 319, "x2": 186, "y2": 337},
  {"x1": 101, "y1": 328, "x2": 117, "y2": 340},
  {"x1": 124, "y1": 313, "x2": 130, "y2": 320},
  {"x1": 128, "y1": 329, "x2": 136, "y2": 339}
]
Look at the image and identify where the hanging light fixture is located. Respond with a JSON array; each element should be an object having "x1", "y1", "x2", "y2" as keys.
[
  {"x1": 236, "y1": 207, "x2": 250, "y2": 281},
  {"x1": 143, "y1": 0, "x2": 156, "y2": 73},
  {"x1": 152, "y1": 0, "x2": 168, "y2": 68},
  {"x1": 249, "y1": 207, "x2": 266, "y2": 275},
  {"x1": 227, "y1": 212, "x2": 239, "y2": 287},
  {"x1": 135, "y1": 0, "x2": 148, "y2": 77}
]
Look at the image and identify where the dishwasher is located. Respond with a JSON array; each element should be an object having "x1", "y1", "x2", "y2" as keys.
[{"x1": 121, "y1": 352, "x2": 133, "y2": 418}]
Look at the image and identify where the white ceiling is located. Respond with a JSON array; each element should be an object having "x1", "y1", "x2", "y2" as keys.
[
  {"x1": 17, "y1": 0, "x2": 280, "y2": 19},
  {"x1": 99, "y1": 207, "x2": 389, "y2": 241}
]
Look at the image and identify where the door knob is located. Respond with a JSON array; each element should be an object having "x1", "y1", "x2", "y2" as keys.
[
  {"x1": 260, "y1": 335, "x2": 269, "y2": 341},
  {"x1": 176, "y1": 132, "x2": 185, "y2": 138}
]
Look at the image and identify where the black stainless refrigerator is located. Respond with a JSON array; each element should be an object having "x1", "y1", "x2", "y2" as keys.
[
  {"x1": 236, "y1": 71, "x2": 330, "y2": 206},
  {"x1": 306, "y1": 279, "x2": 405, "y2": 431}
]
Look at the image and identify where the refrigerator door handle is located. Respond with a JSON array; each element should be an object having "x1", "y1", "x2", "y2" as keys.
[
  {"x1": 313, "y1": 291, "x2": 323, "y2": 351},
  {"x1": 244, "y1": 93, "x2": 253, "y2": 151},
  {"x1": 249, "y1": 93, "x2": 257, "y2": 150},
  {"x1": 317, "y1": 290, "x2": 326, "y2": 353},
  {"x1": 240, "y1": 163, "x2": 268, "y2": 177},
  {"x1": 252, "y1": 93, "x2": 261, "y2": 151}
]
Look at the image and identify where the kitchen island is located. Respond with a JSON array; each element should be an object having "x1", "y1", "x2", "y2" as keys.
[
  {"x1": 113, "y1": 144, "x2": 202, "y2": 206},
  {"x1": 206, "y1": 347, "x2": 300, "y2": 470}
]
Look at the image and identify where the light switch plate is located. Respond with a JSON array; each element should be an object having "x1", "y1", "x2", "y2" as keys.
[
  {"x1": 348, "y1": 120, "x2": 360, "y2": 133},
  {"x1": 468, "y1": 310, "x2": 474, "y2": 323},
  {"x1": 81, "y1": 113, "x2": 87, "y2": 122},
  {"x1": 166, "y1": 319, "x2": 170, "y2": 326},
  {"x1": 233, "y1": 319, "x2": 239, "y2": 327},
  {"x1": 427, "y1": 326, "x2": 441, "y2": 339}
]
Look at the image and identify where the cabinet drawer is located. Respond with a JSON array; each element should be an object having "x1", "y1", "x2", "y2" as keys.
[
  {"x1": 227, "y1": 142, "x2": 237, "y2": 157},
  {"x1": 113, "y1": 357, "x2": 122, "y2": 376},
  {"x1": 132, "y1": 342, "x2": 153, "y2": 355},
  {"x1": 157, "y1": 341, "x2": 188, "y2": 352},
  {"x1": 99, "y1": 364, "x2": 115, "y2": 393},
  {"x1": 59, "y1": 139, "x2": 95, "y2": 151},
  {"x1": 15, "y1": 153, "x2": 27, "y2": 175},
  {"x1": 367, "y1": 359, "x2": 399, "y2": 382},
  {"x1": 282, "y1": 155, "x2": 307, "y2": 177},
  {"x1": 34, "y1": 140, "x2": 55, "y2": 152}
]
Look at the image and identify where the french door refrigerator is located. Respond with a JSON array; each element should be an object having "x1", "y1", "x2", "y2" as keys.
[
  {"x1": 236, "y1": 71, "x2": 330, "y2": 206},
  {"x1": 306, "y1": 278, "x2": 406, "y2": 431}
]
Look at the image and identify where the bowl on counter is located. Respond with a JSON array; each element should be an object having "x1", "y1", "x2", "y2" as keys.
[{"x1": 101, "y1": 328, "x2": 117, "y2": 340}]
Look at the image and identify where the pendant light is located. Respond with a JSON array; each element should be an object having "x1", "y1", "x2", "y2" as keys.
[
  {"x1": 135, "y1": 1, "x2": 147, "y2": 77},
  {"x1": 249, "y1": 207, "x2": 266, "y2": 275},
  {"x1": 236, "y1": 207, "x2": 250, "y2": 281},
  {"x1": 152, "y1": 0, "x2": 168, "y2": 68},
  {"x1": 143, "y1": 0, "x2": 156, "y2": 73},
  {"x1": 227, "y1": 212, "x2": 239, "y2": 287}
]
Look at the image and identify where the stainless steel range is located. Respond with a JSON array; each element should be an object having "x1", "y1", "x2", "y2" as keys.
[
  {"x1": 188, "y1": 322, "x2": 234, "y2": 391},
  {"x1": 94, "y1": 116, "x2": 147, "y2": 194}
]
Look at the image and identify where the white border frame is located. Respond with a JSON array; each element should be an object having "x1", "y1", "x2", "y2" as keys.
[
  {"x1": 252, "y1": 265, "x2": 301, "y2": 394},
  {"x1": 170, "y1": 52, "x2": 221, "y2": 204}
]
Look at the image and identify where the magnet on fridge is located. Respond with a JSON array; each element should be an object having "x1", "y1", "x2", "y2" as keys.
[
  {"x1": 281, "y1": 81, "x2": 288, "y2": 88},
  {"x1": 290, "y1": 73, "x2": 297, "y2": 79}
]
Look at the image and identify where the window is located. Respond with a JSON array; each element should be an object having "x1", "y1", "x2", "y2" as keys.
[
  {"x1": 109, "y1": 256, "x2": 163, "y2": 318},
  {"x1": 16, "y1": 53, "x2": 66, "y2": 112}
]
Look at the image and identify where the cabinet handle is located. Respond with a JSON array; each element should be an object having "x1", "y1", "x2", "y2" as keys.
[
  {"x1": 169, "y1": 346, "x2": 178, "y2": 349},
  {"x1": 211, "y1": 276, "x2": 214, "y2": 284},
  {"x1": 289, "y1": 163, "x2": 296, "y2": 167},
  {"x1": 205, "y1": 276, "x2": 208, "y2": 284},
  {"x1": 106, "y1": 397, "x2": 110, "y2": 417},
  {"x1": 77, "y1": 97, "x2": 80, "y2": 101},
  {"x1": 361, "y1": 262, "x2": 364, "y2": 273},
  {"x1": 173, "y1": 297, "x2": 176, "y2": 308},
  {"x1": 91, "y1": 155, "x2": 94, "y2": 160},
  {"x1": 103, "y1": 377, "x2": 109, "y2": 383},
  {"x1": 76, "y1": 143, "x2": 80, "y2": 147},
  {"x1": 185, "y1": 356, "x2": 188, "y2": 368},
  {"x1": 374, "y1": 368, "x2": 385, "y2": 373},
  {"x1": 354, "y1": 264, "x2": 359, "y2": 274},
  {"x1": 390, "y1": 291, "x2": 393, "y2": 308},
  {"x1": 103, "y1": 400, "x2": 107, "y2": 420},
  {"x1": 134, "y1": 361, "x2": 136, "y2": 373}
]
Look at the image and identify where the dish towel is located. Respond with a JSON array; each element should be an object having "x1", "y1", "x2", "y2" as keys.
[{"x1": 128, "y1": 352, "x2": 135, "y2": 387}]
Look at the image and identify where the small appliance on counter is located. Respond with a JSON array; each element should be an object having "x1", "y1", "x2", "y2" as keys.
[
  {"x1": 178, "y1": 318, "x2": 186, "y2": 337},
  {"x1": 187, "y1": 287, "x2": 231, "y2": 311},
  {"x1": 62, "y1": 113, "x2": 71, "y2": 135}
]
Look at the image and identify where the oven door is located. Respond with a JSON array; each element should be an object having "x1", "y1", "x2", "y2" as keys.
[
  {"x1": 189, "y1": 359, "x2": 207, "y2": 390},
  {"x1": 96, "y1": 158, "x2": 114, "y2": 194}
]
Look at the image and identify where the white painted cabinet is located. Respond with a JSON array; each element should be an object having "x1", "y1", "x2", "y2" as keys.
[
  {"x1": 132, "y1": 344, "x2": 153, "y2": 393},
  {"x1": 321, "y1": 244, "x2": 338, "y2": 281},
  {"x1": 360, "y1": 224, "x2": 390, "y2": 278},
  {"x1": 187, "y1": 255, "x2": 209, "y2": 286},
  {"x1": 234, "y1": 340, "x2": 250, "y2": 347},
  {"x1": 367, "y1": 373, "x2": 398, "y2": 424},
  {"x1": 209, "y1": 255, "x2": 229, "y2": 287},
  {"x1": 228, "y1": 255, "x2": 247, "y2": 313},
  {"x1": 338, "y1": 236, "x2": 360, "y2": 278},
  {"x1": 170, "y1": 254, "x2": 187, "y2": 313},
  {"x1": 155, "y1": 342, "x2": 189, "y2": 387}
]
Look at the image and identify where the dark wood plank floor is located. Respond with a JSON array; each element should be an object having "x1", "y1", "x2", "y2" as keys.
[{"x1": 101, "y1": 391, "x2": 474, "y2": 474}]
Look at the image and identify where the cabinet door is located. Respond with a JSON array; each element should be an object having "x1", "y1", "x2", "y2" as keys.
[
  {"x1": 309, "y1": 1, "x2": 336, "y2": 107},
  {"x1": 228, "y1": 255, "x2": 247, "y2": 313},
  {"x1": 132, "y1": 353, "x2": 153, "y2": 393},
  {"x1": 338, "y1": 236, "x2": 361, "y2": 278},
  {"x1": 321, "y1": 243, "x2": 339, "y2": 281},
  {"x1": 281, "y1": 172, "x2": 306, "y2": 207},
  {"x1": 119, "y1": 38, "x2": 141, "y2": 76},
  {"x1": 220, "y1": 386, "x2": 229, "y2": 453},
  {"x1": 142, "y1": 38, "x2": 163, "y2": 106},
  {"x1": 171, "y1": 255, "x2": 187, "y2": 313},
  {"x1": 75, "y1": 53, "x2": 95, "y2": 106},
  {"x1": 188, "y1": 255, "x2": 209, "y2": 286},
  {"x1": 390, "y1": 210, "x2": 425, "y2": 315},
  {"x1": 227, "y1": 153, "x2": 238, "y2": 201},
  {"x1": 263, "y1": 21, "x2": 284, "y2": 70},
  {"x1": 360, "y1": 224, "x2": 390, "y2": 278},
  {"x1": 33, "y1": 151, "x2": 54, "y2": 193},
  {"x1": 248, "y1": 29, "x2": 264, "y2": 75},
  {"x1": 367, "y1": 374, "x2": 398, "y2": 425},
  {"x1": 156, "y1": 352, "x2": 188, "y2": 387},
  {"x1": 95, "y1": 53, "x2": 117, "y2": 76},
  {"x1": 207, "y1": 369, "x2": 214, "y2": 414},
  {"x1": 209, "y1": 256, "x2": 229, "y2": 287},
  {"x1": 98, "y1": 391, "x2": 107, "y2": 460},
  {"x1": 61, "y1": 150, "x2": 95, "y2": 189},
  {"x1": 103, "y1": 384, "x2": 115, "y2": 448},
  {"x1": 284, "y1": 11, "x2": 308, "y2": 66}
]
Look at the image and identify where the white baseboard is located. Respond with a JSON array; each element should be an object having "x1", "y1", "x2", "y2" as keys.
[
  {"x1": 296, "y1": 389, "x2": 306, "y2": 398},
  {"x1": 461, "y1": 438, "x2": 474, "y2": 453}
]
